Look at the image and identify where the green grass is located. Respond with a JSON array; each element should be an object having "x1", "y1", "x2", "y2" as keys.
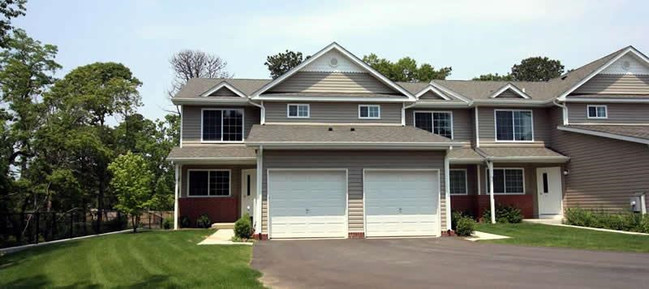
[
  {"x1": 476, "y1": 223, "x2": 649, "y2": 253},
  {"x1": 0, "y1": 230, "x2": 264, "y2": 289}
]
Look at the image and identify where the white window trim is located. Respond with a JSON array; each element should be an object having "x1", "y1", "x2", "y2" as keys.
[
  {"x1": 586, "y1": 104, "x2": 608, "y2": 119},
  {"x1": 494, "y1": 109, "x2": 534, "y2": 142},
  {"x1": 413, "y1": 110, "x2": 454, "y2": 139},
  {"x1": 186, "y1": 169, "x2": 232, "y2": 197},
  {"x1": 358, "y1": 104, "x2": 381, "y2": 119},
  {"x1": 200, "y1": 108, "x2": 245, "y2": 143},
  {"x1": 485, "y1": 167, "x2": 526, "y2": 195},
  {"x1": 449, "y1": 169, "x2": 468, "y2": 195},
  {"x1": 286, "y1": 103, "x2": 310, "y2": 118}
]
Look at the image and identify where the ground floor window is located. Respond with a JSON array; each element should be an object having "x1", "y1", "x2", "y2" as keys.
[
  {"x1": 486, "y1": 168, "x2": 524, "y2": 194},
  {"x1": 450, "y1": 169, "x2": 467, "y2": 195},
  {"x1": 188, "y1": 170, "x2": 231, "y2": 196}
]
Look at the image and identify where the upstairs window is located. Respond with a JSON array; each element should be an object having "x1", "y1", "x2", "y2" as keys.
[
  {"x1": 587, "y1": 105, "x2": 607, "y2": 119},
  {"x1": 414, "y1": 111, "x2": 453, "y2": 139},
  {"x1": 287, "y1": 104, "x2": 310, "y2": 118},
  {"x1": 359, "y1": 105, "x2": 381, "y2": 119},
  {"x1": 495, "y1": 110, "x2": 533, "y2": 141},
  {"x1": 188, "y1": 170, "x2": 231, "y2": 197},
  {"x1": 202, "y1": 109, "x2": 243, "y2": 142}
]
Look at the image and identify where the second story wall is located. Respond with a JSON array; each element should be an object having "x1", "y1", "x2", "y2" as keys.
[
  {"x1": 567, "y1": 103, "x2": 649, "y2": 124},
  {"x1": 182, "y1": 105, "x2": 260, "y2": 145},
  {"x1": 405, "y1": 108, "x2": 473, "y2": 142},
  {"x1": 477, "y1": 107, "x2": 551, "y2": 145},
  {"x1": 264, "y1": 102, "x2": 402, "y2": 124}
]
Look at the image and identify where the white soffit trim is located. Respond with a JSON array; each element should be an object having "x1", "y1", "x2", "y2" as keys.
[
  {"x1": 251, "y1": 42, "x2": 416, "y2": 101},
  {"x1": 557, "y1": 46, "x2": 649, "y2": 101},
  {"x1": 200, "y1": 81, "x2": 248, "y2": 98},
  {"x1": 172, "y1": 98, "x2": 250, "y2": 105},
  {"x1": 563, "y1": 98, "x2": 649, "y2": 103},
  {"x1": 488, "y1": 83, "x2": 531, "y2": 99},
  {"x1": 557, "y1": 126, "x2": 649, "y2": 145}
]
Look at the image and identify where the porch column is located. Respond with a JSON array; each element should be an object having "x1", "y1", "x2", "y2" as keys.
[
  {"x1": 255, "y1": 146, "x2": 263, "y2": 235},
  {"x1": 444, "y1": 148, "x2": 451, "y2": 231},
  {"x1": 487, "y1": 160, "x2": 496, "y2": 224},
  {"x1": 173, "y1": 164, "x2": 180, "y2": 230}
]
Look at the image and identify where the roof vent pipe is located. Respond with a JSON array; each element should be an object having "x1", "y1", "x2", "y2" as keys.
[
  {"x1": 350, "y1": 128, "x2": 355, "y2": 132},
  {"x1": 522, "y1": 88, "x2": 526, "y2": 93},
  {"x1": 328, "y1": 127, "x2": 333, "y2": 131}
]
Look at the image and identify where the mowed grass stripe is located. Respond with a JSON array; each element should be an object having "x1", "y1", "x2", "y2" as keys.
[{"x1": 0, "y1": 230, "x2": 264, "y2": 289}]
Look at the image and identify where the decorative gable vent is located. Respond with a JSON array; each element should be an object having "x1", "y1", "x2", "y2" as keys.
[{"x1": 601, "y1": 54, "x2": 649, "y2": 75}]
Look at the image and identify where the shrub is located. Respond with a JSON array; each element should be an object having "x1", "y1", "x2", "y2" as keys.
[
  {"x1": 234, "y1": 213, "x2": 253, "y2": 239},
  {"x1": 180, "y1": 216, "x2": 191, "y2": 228},
  {"x1": 482, "y1": 204, "x2": 523, "y2": 223},
  {"x1": 196, "y1": 214, "x2": 212, "y2": 228},
  {"x1": 105, "y1": 214, "x2": 128, "y2": 231},
  {"x1": 162, "y1": 217, "x2": 173, "y2": 230},
  {"x1": 455, "y1": 216, "x2": 476, "y2": 237},
  {"x1": 565, "y1": 207, "x2": 649, "y2": 233}
]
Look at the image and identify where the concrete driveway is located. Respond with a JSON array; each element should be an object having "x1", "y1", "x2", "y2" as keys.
[{"x1": 252, "y1": 238, "x2": 649, "y2": 289}]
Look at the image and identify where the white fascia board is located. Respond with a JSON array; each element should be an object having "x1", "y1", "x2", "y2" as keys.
[
  {"x1": 471, "y1": 99, "x2": 552, "y2": 106},
  {"x1": 563, "y1": 98, "x2": 649, "y2": 103},
  {"x1": 254, "y1": 96, "x2": 414, "y2": 103},
  {"x1": 412, "y1": 102, "x2": 472, "y2": 108},
  {"x1": 557, "y1": 47, "x2": 649, "y2": 101},
  {"x1": 486, "y1": 156, "x2": 570, "y2": 163},
  {"x1": 557, "y1": 126, "x2": 649, "y2": 145},
  {"x1": 251, "y1": 42, "x2": 416, "y2": 101},
  {"x1": 200, "y1": 82, "x2": 248, "y2": 98},
  {"x1": 245, "y1": 141, "x2": 463, "y2": 149},
  {"x1": 415, "y1": 85, "x2": 451, "y2": 100},
  {"x1": 171, "y1": 98, "x2": 251, "y2": 105},
  {"x1": 166, "y1": 157, "x2": 257, "y2": 164},
  {"x1": 488, "y1": 83, "x2": 531, "y2": 99}
]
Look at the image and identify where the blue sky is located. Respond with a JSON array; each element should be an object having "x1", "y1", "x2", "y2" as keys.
[{"x1": 14, "y1": 0, "x2": 649, "y2": 120}]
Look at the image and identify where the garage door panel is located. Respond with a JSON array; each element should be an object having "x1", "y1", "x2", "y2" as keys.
[
  {"x1": 365, "y1": 170, "x2": 439, "y2": 237},
  {"x1": 269, "y1": 170, "x2": 347, "y2": 238}
]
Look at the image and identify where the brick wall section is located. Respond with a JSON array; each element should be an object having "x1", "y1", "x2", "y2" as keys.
[
  {"x1": 178, "y1": 197, "x2": 238, "y2": 225},
  {"x1": 348, "y1": 232, "x2": 365, "y2": 239}
]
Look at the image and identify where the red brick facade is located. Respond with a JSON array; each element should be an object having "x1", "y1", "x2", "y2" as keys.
[
  {"x1": 178, "y1": 197, "x2": 238, "y2": 226},
  {"x1": 348, "y1": 232, "x2": 365, "y2": 239},
  {"x1": 451, "y1": 194, "x2": 534, "y2": 219}
]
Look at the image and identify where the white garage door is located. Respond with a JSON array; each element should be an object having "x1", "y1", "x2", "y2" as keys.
[
  {"x1": 268, "y1": 170, "x2": 347, "y2": 239},
  {"x1": 364, "y1": 170, "x2": 439, "y2": 237}
]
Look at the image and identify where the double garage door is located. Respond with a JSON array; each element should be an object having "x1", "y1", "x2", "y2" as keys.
[{"x1": 268, "y1": 169, "x2": 439, "y2": 239}]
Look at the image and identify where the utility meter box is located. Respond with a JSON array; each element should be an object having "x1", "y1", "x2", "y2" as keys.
[{"x1": 630, "y1": 193, "x2": 647, "y2": 214}]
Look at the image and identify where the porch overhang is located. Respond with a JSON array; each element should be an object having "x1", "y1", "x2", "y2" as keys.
[
  {"x1": 476, "y1": 147, "x2": 569, "y2": 163},
  {"x1": 167, "y1": 146, "x2": 257, "y2": 164},
  {"x1": 448, "y1": 147, "x2": 485, "y2": 164},
  {"x1": 558, "y1": 125, "x2": 649, "y2": 145}
]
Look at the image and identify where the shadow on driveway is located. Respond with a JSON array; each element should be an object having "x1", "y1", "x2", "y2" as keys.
[{"x1": 252, "y1": 237, "x2": 649, "y2": 289}]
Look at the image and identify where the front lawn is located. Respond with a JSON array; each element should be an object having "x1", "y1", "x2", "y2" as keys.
[
  {"x1": 476, "y1": 223, "x2": 649, "y2": 253},
  {"x1": 0, "y1": 230, "x2": 264, "y2": 289}
]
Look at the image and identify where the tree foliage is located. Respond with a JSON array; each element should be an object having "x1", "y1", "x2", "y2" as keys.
[
  {"x1": 108, "y1": 152, "x2": 154, "y2": 233},
  {"x1": 511, "y1": 57, "x2": 564, "y2": 81},
  {"x1": 168, "y1": 49, "x2": 231, "y2": 97},
  {"x1": 264, "y1": 50, "x2": 307, "y2": 79},
  {"x1": 472, "y1": 73, "x2": 513, "y2": 81},
  {"x1": 362, "y1": 53, "x2": 452, "y2": 82},
  {"x1": 0, "y1": 0, "x2": 26, "y2": 48}
]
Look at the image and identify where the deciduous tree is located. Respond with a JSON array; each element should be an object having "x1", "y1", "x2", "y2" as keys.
[
  {"x1": 0, "y1": 0, "x2": 26, "y2": 47},
  {"x1": 362, "y1": 53, "x2": 452, "y2": 82},
  {"x1": 108, "y1": 152, "x2": 154, "y2": 233},
  {"x1": 265, "y1": 50, "x2": 307, "y2": 79},
  {"x1": 511, "y1": 57, "x2": 564, "y2": 81},
  {"x1": 168, "y1": 50, "x2": 231, "y2": 98}
]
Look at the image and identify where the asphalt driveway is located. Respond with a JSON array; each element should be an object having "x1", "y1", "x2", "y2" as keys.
[{"x1": 252, "y1": 238, "x2": 649, "y2": 289}]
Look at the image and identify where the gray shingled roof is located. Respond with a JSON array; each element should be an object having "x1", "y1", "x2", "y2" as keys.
[
  {"x1": 246, "y1": 124, "x2": 456, "y2": 145},
  {"x1": 563, "y1": 125, "x2": 649, "y2": 141},
  {"x1": 448, "y1": 148, "x2": 484, "y2": 162},
  {"x1": 174, "y1": 78, "x2": 270, "y2": 99},
  {"x1": 167, "y1": 145, "x2": 256, "y2": 160},
  {"x1": 477, "y1": 147, "x2": 569, "y2": 162}
]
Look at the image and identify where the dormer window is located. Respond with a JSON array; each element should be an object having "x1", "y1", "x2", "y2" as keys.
[
  {"x1": 359, "y1": 105, "x2": 380, "y2": 119},
  {"x1": 287, "y1": 104, "x2": 310, "y2": 118},
  {"x1": 587, "y1": 105, "x2": 607, "y2": 119}
]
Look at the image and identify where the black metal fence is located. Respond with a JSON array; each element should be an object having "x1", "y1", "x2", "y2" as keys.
[{"x1": 0, "y1": 210, "x2": 170, "y2": 249}]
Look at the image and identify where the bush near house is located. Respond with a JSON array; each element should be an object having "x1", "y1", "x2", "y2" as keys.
[
  {"x1": 196, "y1": 214, "x2": 212, "y2": 228},
  {"x1": 482, "y1": 204, "x2": 523, "y2": 224},
  {"x1": 162, "y1": 217, "x2": 173, "y2": 230},
  {"x1": 455, "y1": 217, "x2": 476, "y2": 236},
  {"x1": 564, "y1": 208, "x2": 649, "y2": 233},
  {"x1": 234, "y1": 213, "x2": 253, "y2": 240},
  {"x1": 180, "y1": 216, "x2": 191, "y2": 228}
]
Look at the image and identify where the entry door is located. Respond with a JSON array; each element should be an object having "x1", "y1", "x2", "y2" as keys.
[
  {"x1": 536, "y1": 167, "x2": 562, "y2": 216},
  {"x1": 241, "y1": 169, "x2": 256, "y2": 217},
  {"x1": 364, "y1": 170, "x2": 439, "y2": 237}
]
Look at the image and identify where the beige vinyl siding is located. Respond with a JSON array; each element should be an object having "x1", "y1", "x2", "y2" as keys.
[
  {"x1": 265, "y1": 102, "x2": 402, "y2": 124},
  {"x1": 572, "y1": 74, "x2": 649, "y2": 95},
  {"x1": 419, "y1": 90, "x2": 446, "y2": 100},
  {"x1": 495, "y1": 89, "x2": 523, "y2": 99},
  {"x1": 567, "y1": 103, "x2": 649, "y2": 124},
  {"x1": 260, "y1": 150, "x2": 446, "y2": 234},
  {"x1": 405, "y1": 108, "x2": 473, "y2": 142},
  {"x1": 181, "y1": 105, "x2": 260, "y2": 144},
  {"x1": 477, "y1": 107, "x2": 551, "y2": 144},
  {"x1": 269, "y1": 71, "x2": 397, "y2": 94},
  {"x1": 208, "y1": 87, "x2": 239, "y2": 97},
  {"x1": 550, "y1": 130, "x2": 649, "y2": 212}
]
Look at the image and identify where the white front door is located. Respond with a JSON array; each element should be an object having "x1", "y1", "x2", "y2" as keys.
[
  {"x1": 364, "y1": 170, "x2": 439, "y2": 237},
  {"x1": 241, "y1": 169, "x2": 256, "y2": 218},
  {"x1": 268, "y1": 170, "x2": 347, "y2": 239},
  {"x1": 536, "y1": 167, "x2": 563, "y2": 217}
]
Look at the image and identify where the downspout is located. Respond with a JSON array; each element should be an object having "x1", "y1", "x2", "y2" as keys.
[
  {"x1": 474, "y1": 106, "x2": 480, "y2": 147},
  {"x1": 444, "y1": 147, "x2": 452, "y2": 233},
  {"x1": 249, "y1": 100, "x2": 265, "y2": 125},
  {"x1": 179, "y1": 105, "x2": 183, "y2": 147},
  {"x1": 552, "y1": 99, "x2": 568, "y2": 126},
  {"x1": 173, "y1": 163, "x2": 180, "y2": 230},
  {"x1": 487, "y1": 159, "x2": 495, "y2": 224},
  {"x1": 402, "y1": 102, "x2": 417, "y2": 126},
  {"x1": 255, "y1": 145, "x2": 264, "y2": 237}
]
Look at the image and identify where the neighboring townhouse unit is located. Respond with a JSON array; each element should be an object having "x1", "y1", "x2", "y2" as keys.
[{"x1": 167, "y1": 43, "x2": 649, "y2": 239}]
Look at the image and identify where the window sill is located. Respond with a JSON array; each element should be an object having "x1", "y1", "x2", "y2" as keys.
[{"x1": 184, "y1": 195, "x2": 233, "y2": 198}]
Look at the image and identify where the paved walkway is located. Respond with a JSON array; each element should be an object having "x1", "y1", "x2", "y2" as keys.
[
  {"x1": 197, "y1": 229, "x2": 252, "y2": 246},
  {"x1": 252, "y1": 238, "x2": 649, "y2": 289}
]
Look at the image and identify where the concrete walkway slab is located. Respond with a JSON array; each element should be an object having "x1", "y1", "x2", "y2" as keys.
[
  {"x1": 465, "y1": 230, "x2": 510, "y2": 242},
  {"x1": 198, "y1": 229, "x2": 252, "y2": 246}
]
